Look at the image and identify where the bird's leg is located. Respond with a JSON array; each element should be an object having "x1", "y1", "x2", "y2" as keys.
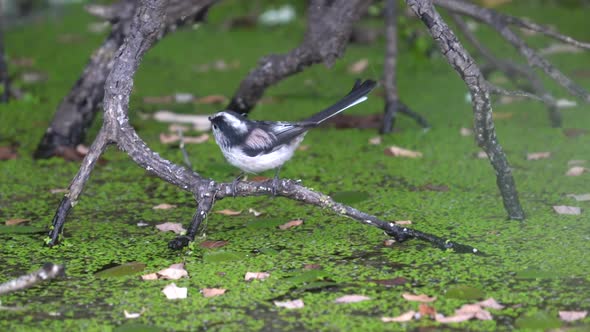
[
  {"x1": 272, "y1": 167, "x2": 282, "y2": 196},
  {"x1": 232, "y1": 172, "x2": 245, "y2": 197}
]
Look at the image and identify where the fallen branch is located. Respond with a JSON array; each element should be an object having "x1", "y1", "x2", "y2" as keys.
[
  {"x1": 406, "y1": 0, "x2": 525, "y2": 220},
  {"x1": 47, "y1": 0, "x2": 478, "y2": 255},
  {"x1": 0, "y1": 263, "x2": 65, "y2": 296}
]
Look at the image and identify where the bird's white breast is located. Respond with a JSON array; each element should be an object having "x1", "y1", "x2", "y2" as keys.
[{"x1": 221, "y1": 135, "x2": 305, "y2": 173}]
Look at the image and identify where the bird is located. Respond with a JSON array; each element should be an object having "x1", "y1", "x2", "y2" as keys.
[{"x1": 208, "y1": 79, "x2": 377, "y2": 195}]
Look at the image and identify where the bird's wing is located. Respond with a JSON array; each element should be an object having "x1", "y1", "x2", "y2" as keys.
[{"x1": 241, "y1": 122, "x2": 309, "y2": 157}]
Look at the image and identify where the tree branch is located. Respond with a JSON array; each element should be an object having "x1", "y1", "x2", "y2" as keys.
[
  {"x1": 47, "y1": 0, "x2": 478, "y2": 255},
  {"x1": 406, "y1": 0, "x2": 525, "y2": 220}
]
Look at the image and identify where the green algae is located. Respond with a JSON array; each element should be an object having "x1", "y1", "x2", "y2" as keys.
[{"x1": 0, "y1": 1, "x2": 589, "y2": 331}]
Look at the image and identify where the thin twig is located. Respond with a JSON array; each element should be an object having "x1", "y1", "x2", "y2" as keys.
[
  {"x1": 0, "y1": 263, "x2": 65, "y2": 296},
  {"x1": 177, "y1": 129, "x2": 193, "y2": 170}
]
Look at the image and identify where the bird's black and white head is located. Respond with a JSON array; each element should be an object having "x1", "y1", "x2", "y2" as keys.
[{"x1": 208, "y1": 111, "x2": 249, "y2": 148}]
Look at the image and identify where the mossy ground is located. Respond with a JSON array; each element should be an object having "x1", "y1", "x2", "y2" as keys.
[{"x1": 1, "y1": 2, "x2": 589, "y2": 331}]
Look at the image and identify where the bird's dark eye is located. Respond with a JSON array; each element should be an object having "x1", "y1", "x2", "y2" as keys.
[{"x1": 212, "y1": 124, "x2": 218, "y2": 130}]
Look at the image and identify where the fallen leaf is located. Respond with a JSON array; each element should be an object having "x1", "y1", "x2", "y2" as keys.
[
  {"x1": 0, "y1": 146, "x2": 19, "y2": 160},
  {"x1": 162, "y1": 283, "x2": 187, "y2": 300},
  {"x1": 526, "y1": 152, "x2": 551, "y2": 160},
  {"x1": 245, "y1": 272, "x2": 270, "y2": 281},
  {"x1": 558, "y1": 311, "x2": 587, "y2": 322},
  {"x1": 137, "y1": 221, "x2": 149, "y2": 227},
  {"x1": 274, "y1": 299, "x2": 304, "y2": 309},
  {"x1": 371, "y1": 277, "x2": 409, "y2": 287},
  {"x1": 555, "y1": 98, "x2": 578, "y2": 108},
  {"x1": 369, "y1": 136, "x2": 382, "y2": 145},
  {"x1": 144, "y1": 95, "x2": 174, "y2": 104},
  {"x1": 419, "y1": 303, "x2": 437, "y2": 319},
  {"x1": 215, "y1": 209, "x2": 242, "y2": 216},
  {"x1": 157, "y1": 263, "x2": 188, "y2": 280},
  {"x1": 476, "y1": 298, "x2": 505, "y2": 310},
  {"x1": 567, "y1": 193, "x2": 590, "y2": 202},
  {"x1": 384, "y1": 146, "x2": 422, "y2": 158},
  {"x1": 200, "y1": 240, "x2": 228, "y2": 249},
  {"x1": 456, "y1": 304, "x2": 484, "y2": 314},
  {"x1": 279, "y1": 219, "x2": 303, "y2": 230},
  {"x1": 394, "y1": 220, "x2": 412, "y2": 225},
  {"x1": 196, "y1": 95, "x2": 227, "y2": 105},
  {"x1": 169, "y1": 124, "x2": 190, "y2": 133},
  {"x1": 21, "y1": 71, "x2": 48, "y2": 83},
  {"x1": 476, "y1": 151, "x2": 488, "y2": 159},
  {"x1": 383, "y1": 239, "x2": 396, "y2": 246},
  {"x1": 415, "y1": 183, "x2": 449, "y2": 192},
  {"x1": 348, "y1": 58, "x2": 369, "y2": 74},
  {"x1": 5, "y1": 218, "x2": 29, "y2": 226},
  {"x1": 475, "y1": 310, "x2": 493, "y2": 320},
  {"x1": 174, "y1": 93, "x2": 194, "y2": 104},
  {"x1": 159, "y1": 133, "x2": 209, "y2": 144},
  {"x1": 152, "y1": 203, "x2": 177, "y2": 210},
  {"x1": 492, "y1": 112, "x2": 513, "y2": 119},
  {"x1": 54, "y1": 146, "x2": 85, "y2": 161},
  {"x1": 552, "y1": 205, "x2": 581, "y2": 215},
  {"x1": 435, "y1": 313, "x2": 474, "y2": 323},
  {"x1": 297, "y1": 145, "x2": 310, "y2": 151},
  {"x1": 155, "y1": 222, "x2": 186, "y2": 234},
  {"x1": 460, "y1": 127, "x2": 473, "y2": 136},
  {"x1": 50, "y1": 188, "x2": 69, "y2": 194},
  {"x1": 76, "y1": 144, "x2": 89, "y2": 156},
  {"x1": 563, "y1": 128, "x2": 588, "y2": 138},
  {"x1": 202, "y1": 288, "x2": 226, "y2": 298},
  {"x1": 141, "y1": 273, "x2": 158, "y2": 280},
  {"x1": 303, "y1": 264, "x2": 322, "y2": 270},
  {"x1": 123, "y1": 308, "x2": 145, "y2": 319},
  {"x1": 381, "y1": 310, "x2": 416, "y2": 323},
  {"x1": 334, "y1": 295, "x2": 371, "y2": 304},
  {"x1": 248, "y1": 208, "x2": 263, "y2": 217},
  {"x1": 153, "y1": 111, "x2": 211, "y2": 131},
  {"x1": 566, "y1": 166, "x2": 586, "y2": 176},
  {"x1": 402, "y1": 293, "x2": 437, "y2": 303}
]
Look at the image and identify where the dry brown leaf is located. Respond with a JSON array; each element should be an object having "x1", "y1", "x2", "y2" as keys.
[
  {"x1": 303, "y1": 264, "x2": 322, "y2": 270},
  {"x1": 200, "y1": 240, "x2": 228, "y2": 249},
  {"x1": 245, "y1": 272, "x2": 270, "y2": 281},
  {"x1": 215, "y1": 209, "x2": 242, "y2": 216},
  {"x1": 460, "y1": 127, "x2": 473, "y2": 136},
  {"x1": 456, "y1": 304, "x2": 483, "y2": 314},
  {"x1": 162, "y1": 283, "x2": 187, "y2": 300},
  {"x1": 394, "y1": 220, "x2": 412, "y2": 225},
  {"x1": 157, "y1": 263, "x2": 188, "y2": 280},
  {"x1": 196, "y1": 95, "x2": 228, "y2": 105},
  {"x1": 274, "y1": 299, "x2": 305, "y2": 309},
  {"x1": 435, "y1": 313, "x2": 474, "y2": 323},
  {"x1": 384, "y1": 146, "x2": 422, "y2": 158},
  {"x1": 526, "y1": 152, "x2": 551, "y2": 160},
  {"x1": 348, "y1": 58, "x2": 369, "y2": 74},
  {"x1": 279, "y1": 219, "x2": 304, "y2": 230},
  {"x1": 383, "y1": 239, "x2": 396, "y2": 247},
  {"x1": 553, "y1": 205, "x2": 581, "y2": 215},
  {"x1": 558, "y1": 310, "x2": 587, "y2": 322},
  {"x1": 0, "y1": 146, "x2": 19, "y2": 160},
  {"x1": 153, "y1": 203, "x2": 177, "y2": 210},
  {"x1": 50, "y1": 188, "x2": 69, "y2": 194},
  {"x1": 141, "y1": 273, "x2": 158, "y2": 280},
  {"x1": 248, "y1": 208, "x2": 263, "y2": 217},
  {"x1": 492, "y1": 112, "x2": 513, "y2": 120},
  {"x1": 476, "y1": 298, "x2": 505, "y2": 310},
  {"x1": 297, "y1": 145, "x2": 310, "y2": 151},
  {"x1": 202, "y1": 288, "x2": 226, "y2": 298},
  {"x1": 369, "y1": 136, "x2": 382, "y2": 145},
  {"x1": 155, "y1": 222, "x2": 186, "y2": 234},
  {"x1": 5, "y1": 218, "x2": 29, "y2": 226},
  {"x1": 381, "y1": 310, "x2": 416, "y2": 323},
  {"x1": 334, "y1": 295, "x2": 371, "y2": 304},
  {"x1": 567, "y1": 193, "x2": 590, "y2": 202},
  {"x1": 419, "y1": 303, "x2": 437, "y2": 319},
  {"x1": 474, "y1": 310, "x2": 493, "y2": 320},
  {"x1": 144, "y1": 95, "x2": 173, "y2": 104},
  {"x1": 75, "y1": 144, "x2": 89, "y2": 156},
  {"x1": 476, "y1": 151, "x2": 488, "y2": 159},
  {"x1": 566, "y1": 166, "x2": 586, "y2": 176},
  {"x1": 402, "y1": 293, "x2": 436, "y2": 303}
]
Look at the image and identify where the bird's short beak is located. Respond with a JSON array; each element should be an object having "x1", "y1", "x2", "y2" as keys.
[{"x1": 208, "y1": 116, "x2": 212, "y2": 121}]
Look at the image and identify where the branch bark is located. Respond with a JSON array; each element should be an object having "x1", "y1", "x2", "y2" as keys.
[
  {"x1": 33, "y1": 0, "x2": 215, "y2": 159},
  {"x1": 47, "y1": 0, "x2": 478, "y2": 255},
  {"x1": 406, "y1": 0, "x2": 525, "y2": 220}
]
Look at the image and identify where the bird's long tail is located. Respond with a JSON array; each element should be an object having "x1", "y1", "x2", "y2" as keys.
[{"x1": 302, "y1": 79, "x2": 377, "y2": 125}]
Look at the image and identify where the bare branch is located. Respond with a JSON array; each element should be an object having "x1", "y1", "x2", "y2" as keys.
[{"x1": 0, "y1": 263, "x2": 65, "y2": 296}]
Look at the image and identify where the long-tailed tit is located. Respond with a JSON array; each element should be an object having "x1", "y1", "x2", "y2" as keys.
[{"x1": 209, "y1": 79, "x2": 377, "y2": 194}]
